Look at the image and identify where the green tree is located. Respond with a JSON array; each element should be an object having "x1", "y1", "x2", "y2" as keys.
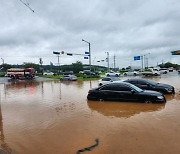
[
  {"x1": 23, "y1": 62, "x2": 40, "y2": 72},
  {"x1": 72, "y1": 61, "x2": 83, "y2": 73},
  {"x1": 0, "y1": 63, "x2": 12, "y2": 71}
]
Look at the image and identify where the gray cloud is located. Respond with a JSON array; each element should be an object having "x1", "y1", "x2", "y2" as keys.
[{"x1": 0, "y1": 0, "x2": 180, "y2": 67}]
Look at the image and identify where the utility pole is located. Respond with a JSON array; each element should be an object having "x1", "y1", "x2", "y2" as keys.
[
  {"x1": 82, "y1": 39, "x2": 91, "y2": 71},
  {"x1": 1, "y1": 58, "x2": 4, "y2": 65},
  {"x1": 39, "y1": 58, "x2": 43, "y2": 74},
  {"x1": 141, "y1": 55, "x2": 143, "y2": 71},
  {"x1": 114, "y1": 54, "x2": 116, "y2": 70},
  {"x1": 105, "y1": 52, "x2": 109, "y2": 71}
]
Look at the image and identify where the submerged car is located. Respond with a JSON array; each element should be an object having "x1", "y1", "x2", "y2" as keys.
[
  {"x1": 87, "y1": 82, "x2": 166, "y2": 103},
  {"x1": 60, "y1": 75, "x2": 77, "y2": 81},
  {"x1": 124, "y1": 78, "x2": 175, "y2": 94},
  {"x1": 98, "y1": 77, "x2": 123, "y2": 86}
]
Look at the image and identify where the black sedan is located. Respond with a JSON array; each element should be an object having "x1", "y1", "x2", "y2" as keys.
[
  {"x1": 87, "y1": 82, "x2": 166, "y2": 103},
  {"x1": 124, "y1": 78, "x2": 175, "y2": 94}
]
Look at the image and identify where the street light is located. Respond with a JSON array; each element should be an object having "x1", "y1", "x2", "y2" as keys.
[
  {"x1": 1, "y1": 58, "x2": 4, "y2": 65},
  {"x1": 82, "y1": 39, "x2": 91, "y2": 70}
]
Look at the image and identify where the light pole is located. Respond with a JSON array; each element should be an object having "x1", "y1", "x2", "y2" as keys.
[
  {"x1": 53, "y1": 51, "x2": 60, "y2": 66},
  {"x1": 105, "y1": 52, "x2": 109, "y2": 71},
  {"x1": 1, "y1": 58, "x2": 4, "y2": 65},
  {"x1": 82, "y1": 39, "x2": 91, "y2": 70},
  {"x1": 144, "y1": 53, "x2": 150, "y2": 69}
]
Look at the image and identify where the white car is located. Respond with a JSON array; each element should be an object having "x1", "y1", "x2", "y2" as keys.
[
  {"x1": 105, "y1": 71, "x2": 120, "y2": 77},
  {"x1": 159, "y1": 68, "x2": 168, "y2": 74},
  {"x1": 61, "y1": 75, "x2": 77, "y2": 81},
  {"x1": 98, "y1": 77, "x2": 123, "y2": 86},
  {"x1": 123, "y1": 71, "x2": 139, "y2": 76},
  {"x1": 43, "y1": 72, "x2": 54, "y2": 75}
]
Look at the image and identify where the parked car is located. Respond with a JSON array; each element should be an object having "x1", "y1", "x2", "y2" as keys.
[
  {"x1": 124, "y1": 78, "x2": 175, "y2": 94},
  {"x1": 60, "y1": 75, "x2": 77, "y2": 81},
  {"x1": 87, "y1": 82, "x2": 166, "y2": 103},
  {"x1": 43, "y1": 72, "x2": 54, "y2": 75},
  {"x1": 141, "y1": 68, "x2": 160, "y2": 76},
  {"x1": 159, "y1": 68, "x2": 168, "y2": 74},
  {"x1": 63, "y1": 71, "x2": 73, "y2": 75},
  {"x1": 79, "y1": 70, "x2": 99, "y2": 76},
  {"x1": 105, "y1": 71, "x2": 120, "y2": 77},
  {"x1": 123, "y1": 71, "x2": 139, "y2": 76},
  {"x1": 98, "y1": 77, "x2": 123, "y2": 86}
]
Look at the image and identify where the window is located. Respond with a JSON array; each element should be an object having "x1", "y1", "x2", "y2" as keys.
[
  {"x1": 100, "y1": 84, "x2": 131, "y2": 91},
  {"x1": 100, "y1": 85, "x2": 114, "y2": 90},
  {"x1": 102, "y1": 78, "x2": 111, "y2": 81}
]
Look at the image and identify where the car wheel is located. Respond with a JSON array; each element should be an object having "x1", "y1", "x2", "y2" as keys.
[
  {"x1": 99, "y1": 83, "x2": 103, "y2": 86},
  {"x1": 134, "y1": 73, "x2": 137, "y2": 76},
  {"x1": 115, "y1": 74, "x2": 119, "y2": 77},
  {"x1": 107, "y1": 74, "x2": 110, "y2": 76},
  {"x1": 144, "y1": 99, "x2": 153, "y2": 104},
  {"x1": 154, "y1": 73, "x2": 158, "y2": 76},
  {"x1": 124, "y1": 73, "x2": 127, "y2": 76}
]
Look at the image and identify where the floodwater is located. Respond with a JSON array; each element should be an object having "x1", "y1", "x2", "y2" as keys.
[{"x1": 0, "y1": 73, "x2": 180, "y2": 154}]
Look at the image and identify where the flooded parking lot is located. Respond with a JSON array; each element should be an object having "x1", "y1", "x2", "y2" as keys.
[{"x1": 0, "y1": 73, "x2": 180, "y2": 154}]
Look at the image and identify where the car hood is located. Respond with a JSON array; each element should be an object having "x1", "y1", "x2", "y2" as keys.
[
  {"x1": 155, "y1": 83, "x2": 173, "y2": 89},
  {"x1": 141, "y1": 90, "x2": 162, "y2": 96}
]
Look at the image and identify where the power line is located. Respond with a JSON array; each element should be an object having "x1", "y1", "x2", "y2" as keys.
[{"x1": 19, "y1": 0, "x2": 35, "y2": 13}]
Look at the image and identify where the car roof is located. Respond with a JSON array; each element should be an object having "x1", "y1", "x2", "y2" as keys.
[
  {"x1": 102, "y1": 76, "x2": 120, "y2": 79},
  {"x1": 101, "y1": 82, "x2": 131, "y2": 87},
  {"x1": 125, "y1": 78, "x2": 147, "y2": 82}
]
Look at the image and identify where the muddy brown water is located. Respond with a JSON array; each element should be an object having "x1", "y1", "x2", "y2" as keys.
[{"x1": 0, "y1": 73, "x2": 180, "y2": 154}]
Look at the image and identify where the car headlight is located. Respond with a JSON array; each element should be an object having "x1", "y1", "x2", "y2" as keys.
[
  {"x1": 165, "y1": 88, "x2": 172, "y2": 92},
  {"x1": 157, "y1": 96, "x2": 164, "y2": 99}
]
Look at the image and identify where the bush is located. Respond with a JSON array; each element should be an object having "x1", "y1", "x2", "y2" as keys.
[{"x1": 0, "y1": 72, "x2": 5, "y2": 77}]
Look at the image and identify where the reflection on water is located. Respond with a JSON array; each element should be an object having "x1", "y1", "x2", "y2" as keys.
[
  {"x1": 0, "y1": 75, "x2": 180, "y2": 154},
  {"x1": 87, "y1": 101, "x2": 165, "y2": 118}
]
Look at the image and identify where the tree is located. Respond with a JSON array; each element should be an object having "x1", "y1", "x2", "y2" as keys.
[
  {"x1": 72, "y1": 61, "x2": 83, "y2": 73},
  {"x1": 23, "y1": 62, "x2": 40, "y2": 72},
  {"x1": 0, "y1": 63, "x2": 12, "y2": 71}
]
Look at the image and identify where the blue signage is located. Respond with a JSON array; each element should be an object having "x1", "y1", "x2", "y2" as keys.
[{"x1": 134, "y1": 56, "x2": 141, "y2": 60}]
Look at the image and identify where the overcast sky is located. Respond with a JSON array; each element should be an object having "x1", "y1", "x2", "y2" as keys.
[{"x1": 0, "y1": 0, "x2": 180, "y2": 68}]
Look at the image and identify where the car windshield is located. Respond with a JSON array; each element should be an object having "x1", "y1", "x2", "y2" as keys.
[
  {"x1": 111, "y1": 77, "x2": 120, "y2": 81},
  {"x1": 146, "y1": 80, "x2": 158, "y2": 85},
  {"x1": 129, "y1": 84, "x2": 143, "y2": 92}
]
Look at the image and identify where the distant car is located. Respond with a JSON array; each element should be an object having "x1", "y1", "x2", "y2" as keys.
[
  {"x1": 105, "y1": 71, "x2": 120, "y2": 77},
  {"x1": 159, "y1": 68, "x2": 168, "y2": 74},
  {"x1": 98, "y1": 77, "x2": 123, "y2": 86},
  {"x1": 124, "y1": 78, "x2": 175, "y2": 94},
  {"x1": 123, "y1": 71, "x2": 139, "y2": 76},
  {"x1": 87, "y1": 82, "x2": 166, "y2": 103},
  {"x1": 43, "y1": 72, "x2": 54, "y2": 75},
  {"x1": 63, "y1": 71, "x2": 73, "y2": 75},
  {"x1": 61, "y1": 75, "x2": 77, "y2": 81},
  {"x1": 79, "y1": 70, "x2": 99, "y2": 76}
]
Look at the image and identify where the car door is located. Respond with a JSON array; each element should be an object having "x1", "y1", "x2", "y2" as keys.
[
  {"x1": 136, "y1": 80, "x2": 150, "y2": 90},
  {"x1": 115, "y1": 85, "x2": 138, "y2": 101},
  {"x1": 99, "y1": 84, "x2": 117, "y2": 100}
]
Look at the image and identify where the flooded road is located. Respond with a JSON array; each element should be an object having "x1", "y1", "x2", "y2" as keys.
[{"x1": 0, "y1": 73, "x2": 180, "y2": 154}]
